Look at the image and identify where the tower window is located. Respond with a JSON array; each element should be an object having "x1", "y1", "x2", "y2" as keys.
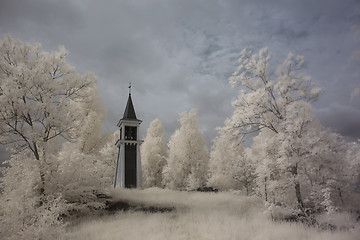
[{"x1": 125, "y1": 126, "x2": 137, "y2": 140}]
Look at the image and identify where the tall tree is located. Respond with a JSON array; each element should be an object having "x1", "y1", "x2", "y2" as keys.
[
  {"x1": 0, "y1": 35, "x2": 107, "y2": 237},
  {"x1": 163, "y1": 109, "x2": 209, "y2": 190},
  {"x1": 228, "y1": 47, "x2": 322, "y2": 210},
  {"x1": 0, "y1": 35, "x2": 96, "y2": 159},
  {"x1": 0, "y1": 35, "x2": 97, "y2": 195},
  {"x1": 141, "y1": 118, "x2": 168, "y2": 188}
]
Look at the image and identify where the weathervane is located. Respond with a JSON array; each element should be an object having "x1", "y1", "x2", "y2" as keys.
[{"x1": 129, "y1": 82, "x2": 131, "y2": 95}]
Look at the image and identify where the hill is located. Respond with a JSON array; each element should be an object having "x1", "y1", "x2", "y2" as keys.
[{"x1": 64, "y1": 188, "x2": 360, "y2": 240}]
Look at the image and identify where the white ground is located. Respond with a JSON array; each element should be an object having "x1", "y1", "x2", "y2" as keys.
[{"x1": 65, "y1": 188, "x2": 360, "y2": 240}]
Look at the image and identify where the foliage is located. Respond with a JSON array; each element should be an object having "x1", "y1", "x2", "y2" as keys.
[
  {"x1": 0, "y1": 35, "x2": 113, "y2": 238},
  {"x1": 163, "y1": 109, "x2": 209, "y2": 190},
  {"x1": 228, "y1": 47, "x2": 360, "y2": 214},
  {"x1": 0, "y1": 152, "x2": 69, "y2": 239},
  {"x1": 0, "y1": 35, "x2": 96, "y2": 160},
  {"x1": 49, "y1": 135, "x2": 114, "y2": 213},
  {"x1": 207, "y1": 123, "x2": 255, "y2": 193},
  {"x1": 46, "y1": 86, "x2": 114, "y2": 213},
  {"x1": 228, "y1": 47, "x2": 321, "y2": 136},
  {"x1": 141, "y1": 118, "x2": 168, "y2": 188}
]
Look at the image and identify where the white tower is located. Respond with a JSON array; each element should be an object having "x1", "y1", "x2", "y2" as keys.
[{"x1": 114, "y1": 88, "x2": 142, "y2": 188}]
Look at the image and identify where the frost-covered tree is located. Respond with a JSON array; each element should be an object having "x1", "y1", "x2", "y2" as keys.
[
  {"x1": 141, "y1": 118, "x2": 168, "y2": 188},
  {"x1": 229, "y1": 48, "x2": 323, "y2": 210},
  {"x1": 250, "y1": 121, "x2": 360, "y2": 213},
  {"x1": 207, "y1": 123, "x2": 255, "y2": 193},
  {"x1": 0, "y1": 35, "x2": 97, "y2": 195},
  {"x1": 0, "y1": 35, "x2": 110, "y2": 238},
  {"x1": 74, "y1": 86, "x2": 108, "y2": 155},
  {"x1": 0, "y1": 151, "x2": 68, "y2": 239},
  {"x1": 48, "y1": 131, "x2": 115, "y2": 212},
  {"x1": 306, "y1": 132, "x2": 360, "y2": 212},
  {"x1": 342, "y1": 141, "x2": 360, "y2": 210},
  {"x1": 48, "y1": 88, "x2": 112, "y2": 212},
  {"x1": 249, "y1": 129, "x2": 281, "y2": 203},
  {"x1": 230, "y1": 48, "x2": 360, "y2": 213},
  {"x1": 43, "y1": 80, "x2": 112, "y2": 208},
  {"x1": 229, "y1": 48, "x2": 322, "y2": 136},
  {"x1": 163, "y1": 109, "x2": 209, "y2": 190},
  {"x1": 0, "y1": 35, "x2": 96, "y2": 158},
  {"x1": 207, "y1": 127, "x2": 242, "y2": 191},
  {"x1": 48, "y1": 83, "x2": 113, "y2": 209}
]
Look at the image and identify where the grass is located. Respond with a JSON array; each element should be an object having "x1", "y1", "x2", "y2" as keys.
[{"x1": 64, "y1": 188, "x2": 360, "y2": 240}]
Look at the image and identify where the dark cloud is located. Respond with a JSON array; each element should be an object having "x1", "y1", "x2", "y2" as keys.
[
  {"x1": 1, "y1": 0, "x2": 360, "y2": 164},
  {"x1": 0, "y1": 0, "x2": 84, "y2": 47},
  {"x1": 317, "y1": 103, "x2": 360, "y2": 141}
]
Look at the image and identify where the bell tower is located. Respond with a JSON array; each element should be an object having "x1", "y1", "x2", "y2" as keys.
[{"x1": 114, "y1": 85, "x2": 142, "y2": 188}]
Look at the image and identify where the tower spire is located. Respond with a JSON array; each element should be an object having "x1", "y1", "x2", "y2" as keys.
[
  {"x1": 114, "y1": 83, "x2": 143, "y2": 189},
  {"x1": 118, "y1": 83, "x2": 140, "y2": 125}
]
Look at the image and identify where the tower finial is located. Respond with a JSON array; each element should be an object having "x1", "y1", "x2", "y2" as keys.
[{"x1": 128, "y1": 82, "x2": 131, "y2": 95}]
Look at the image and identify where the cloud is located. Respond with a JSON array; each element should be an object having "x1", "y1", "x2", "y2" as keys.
[
  {"x1": 0, "y1": 0, "x2": 84, "y2": 47},
  {"x1": 0, "y1": 0, "x2": 359, "y2": 159},
  {"x1": 316, "y1": 103, "x2": 360, "y2": 141}
]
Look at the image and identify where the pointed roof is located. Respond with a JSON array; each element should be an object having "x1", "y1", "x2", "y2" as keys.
[{"x1": 122, "y1": 94, "x2": 138, "y2": 120}]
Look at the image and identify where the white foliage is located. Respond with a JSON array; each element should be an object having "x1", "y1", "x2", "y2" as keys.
[
  {"x1": 0, "y1": 152, "x2": 68, "y2": 239},
  {"x1": 75, "y1": 86, "x2": 108, "y2": 155},
  {"x1": 0, "y1": 35, "x2": 97, "y2": 160},
  {"x1": 141, "y1": 118, "x2": 168, "y2": 188},
  {"x1": 250, "y1": 111, "x2": 360, "y2": 211},
  {"x1": 229, "y1": 47, "x2": 321, "y2": 136},
  {"x1": 227, "y1": 47, "x2": 360, "y2": 212},
  {"x1": 48, "y1": 83, "x2": 113, "y2": 209},
  {"x1": 0, "y1": 35, "x2": 112, "y2": 238},
  {"x1": 163, "y1": 109, "x2": 209, "y2": 190},
  {"x1": 207, "y1": 123, "x2": 255, "y2": 193},
  {"x1": 51, "y1": 139, "x2": 114, "y2": 210}
]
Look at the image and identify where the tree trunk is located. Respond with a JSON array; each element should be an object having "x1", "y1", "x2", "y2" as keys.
[
  {"x1": 291, "y1": 164, "x2": 304, "y2": 210},
  {"x1": 245, "y1": 182, "x2": 249, "y2": 196},
  {"x1": 264, "y1": 177, "x2": 268, "y2": 201},
  {"x1": 33, "y1": 141, "x2": 46, "y2": 205},
  {"x1": 295, "y1": 181, "x2": 304, "y2": 210},
  {"x1": 338, "y1": 187, "x2": 344, "y2": 206}
]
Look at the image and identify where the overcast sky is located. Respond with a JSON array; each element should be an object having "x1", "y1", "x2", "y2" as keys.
[{"x1": 0, "y1": 0, "x2": 360, "y2": 162}]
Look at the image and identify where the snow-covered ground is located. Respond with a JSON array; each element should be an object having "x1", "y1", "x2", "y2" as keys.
[{"x1": 65, "y1": 188, "x2": 360, "y2": 240}]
